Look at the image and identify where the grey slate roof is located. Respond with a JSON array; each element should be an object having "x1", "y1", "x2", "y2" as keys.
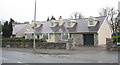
[
  {"x1": 26, "y1": 16, "x2": 106, "y2": 34},
  {"x1": 13, "y1": 24, "x2": 28, "y2": 34},
  {"x1": 24, "y1": 28, "x2": 34, "y2": 34}
]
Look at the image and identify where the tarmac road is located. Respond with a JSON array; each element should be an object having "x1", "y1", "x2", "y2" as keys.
[{"x1": 1, "y1": 48, "x2": 118, "y2": 64}]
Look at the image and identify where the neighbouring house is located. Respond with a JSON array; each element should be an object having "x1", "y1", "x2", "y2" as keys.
[
  {"x1": 12, "y1": 23, "x2": 34, "y2": 38},
  {"x1": 25, "y1": 16, "x2": 112, "y2": 46}
]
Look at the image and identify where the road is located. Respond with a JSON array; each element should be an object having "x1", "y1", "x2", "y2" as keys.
[
  {"x1": 2, "y1": 50, "x2": 76, "y2": 63},
  {"x1": 1, "y1": 48, "x2": 118, "y2": 64}
]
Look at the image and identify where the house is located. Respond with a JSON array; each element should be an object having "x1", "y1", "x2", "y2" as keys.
[
  {"x1": 25, "y1": 16, "x2": 112, "y2": 46},
  {"x1": 12, "y1": 23, "x2": 34, "y2": 38}
]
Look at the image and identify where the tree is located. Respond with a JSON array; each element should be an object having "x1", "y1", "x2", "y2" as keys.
[
  {"x1": 2, "y1": 18, "x2": 13, "y2": 38},
  {"x1": 10, "y1": 18, "x2": 15, "y2": 23},
  {"x1": 99, "y1": 7, "x2": 117, "y2": 33},
  {"x1": 2, "y1": 21, "x2": 9, "y2": 37},
  {"x1": 115, "y1": 12, "x2": 120, "y2": 32},
  {"x1": 47, "y1": 17, "x2": 50, "y2": 21},
  {"x1": 73, "y1": 12, "x2": 78, "y2": 19},
  {"x1": 70, "y1": 12, "x2": 84, "y2": 19},
  {"x1": 50, "y1": 15, "x2": 56, "y2": 20},
  {"x1": 0, "y1": 22, "x2": 2, "y2": 34},
  {"x1": 78, "y1": 13, "x2": 84, "y2": 19},
  {"x1": 0, "y1": 22, "x2": 2, "y2": 39},
  {"x1": 9, "y1": 20, "x2": 13, "y2": 37}
]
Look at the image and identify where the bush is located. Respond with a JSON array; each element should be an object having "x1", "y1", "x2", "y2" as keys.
[
  {"x1": 112, "y1": 35, "x2": 120, "y2": 43},
  {"x1": 2, "y1": 38, "x2": 47, "y2": 42}
]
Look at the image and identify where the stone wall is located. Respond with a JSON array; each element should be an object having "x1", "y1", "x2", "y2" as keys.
[
  {"x1": 71, "y1": 33, "x2": 84, "y2": 46},
  {"x1": 54, "y1": 33, "x2": 97, "y2": 46},
  {"x1": 106, "y1": 38, "x2": 117, "y2": 51},
  {"x1": 2, "y1": 42, "x2": 66, "y2": 49},
  {"x1": 94, "y1": 34, "x2": 98, "y2": 46}
]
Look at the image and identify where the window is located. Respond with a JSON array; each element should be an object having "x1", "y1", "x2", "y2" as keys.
[
  {"x1": 67, "y1": 21, "x2": 71, "y2": 27},
  {"x1": 37, "y1": 35, "x2": 39, "y2": 39},
  {"x1": 61, "y1": 33, "x2": 69, "y2": 40},
  {"x1": 42, "y1": 33, "x2": 51, "y2": 40},
  {"x1": 51, "y1": 22, "x2": 54, "y2": 26},
  {"x1": 43, "y1": 33, "x2": 48, "y2": 40},
  {"x1": 89, "y1": 20, "x2": 93, "y2": 25},
  {"x1": 48, "y1": 33, "x2": 51, "y2": 40}
]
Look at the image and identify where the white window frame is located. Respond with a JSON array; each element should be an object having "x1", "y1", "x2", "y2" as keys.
[
  {"x1": 88, "y1": 19, "x2": 94, "y2": 26},
  {"x1": 51, "y1": 22, "x2": 54, "y2": 26},
  {"x1": 42, "y1": 33, "x2": 51, "y2": 40},
  {"x1": 67, "y1": 21, "x2": 71, "y2": 27},
  {"x1": 48, "y1": 33, "x2": 51, "y2": 40}
]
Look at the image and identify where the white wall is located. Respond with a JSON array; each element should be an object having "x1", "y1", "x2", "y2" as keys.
[{"x1": 98, "y1": 19, "x2": 112, "y2": 46}]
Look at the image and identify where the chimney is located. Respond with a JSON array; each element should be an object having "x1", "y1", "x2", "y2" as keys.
[{"x1": 59, "y1": 16, "x2": 63, "y2": 26}]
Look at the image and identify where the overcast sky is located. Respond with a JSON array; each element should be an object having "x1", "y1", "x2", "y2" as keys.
[{"x1": 0, "y1": 0, "x2": 119, "y2": 22}]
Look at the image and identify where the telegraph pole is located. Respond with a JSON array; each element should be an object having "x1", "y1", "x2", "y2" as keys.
[{"x1": 33, "y1": 0, "x2": 36, "y2": 51}]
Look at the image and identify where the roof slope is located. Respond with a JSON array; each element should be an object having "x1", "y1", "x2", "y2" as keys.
[
  {"x1": 13, "y1": 24, "x2": 28, "y2": 34},
  {"x1": 27, "y1": 16, "x2": 106, "y2": 34}
]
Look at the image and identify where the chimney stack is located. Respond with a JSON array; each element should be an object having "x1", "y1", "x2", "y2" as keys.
[{"x1": 59, "y1": 16, "x2": 63, "y2": 26}]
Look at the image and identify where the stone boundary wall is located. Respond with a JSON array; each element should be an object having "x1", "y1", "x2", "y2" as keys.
[
  {"x1": 106, "y1": 38, "x2": 117, "y2": 51},
  {"x1": 2, "y1": 42, "x2": 66, "y2": 49}
]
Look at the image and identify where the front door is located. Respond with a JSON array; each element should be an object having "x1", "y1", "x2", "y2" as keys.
[{"x1": 84, "y1": 34, "x2": 94, "y2": 45}]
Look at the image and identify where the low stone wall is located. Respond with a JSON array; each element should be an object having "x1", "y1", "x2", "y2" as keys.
[
  {"x1": 2, "y1": 42, "x2": 66, "y2": 49},
  {"x1": 106, "y1": 38, "x2": 117, "y2": 51}
]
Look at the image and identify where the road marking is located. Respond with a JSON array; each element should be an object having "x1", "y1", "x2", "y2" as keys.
[
  {"x1": 0, "y1": 58, "x2": 8, "y2": 60},
  {"x1": 17, "y1": 61, "x2": 22, "y2": 63}
]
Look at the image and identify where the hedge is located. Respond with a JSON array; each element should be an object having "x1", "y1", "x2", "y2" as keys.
[
  {"x1": 112, "y1": 35, "x2": 120, "y2": 42},
  {"x1": 2, "y1": 38, "x2": 47, "y2": 42}
]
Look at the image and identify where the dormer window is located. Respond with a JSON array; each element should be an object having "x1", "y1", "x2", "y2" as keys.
[
  {"x1": 88, "y1": 19, "x2": 94, "y2": 27},
  {"x1": 66, "y1": 20, "x2": 72, "y2": 28},
  {"x1": 35, "y1": 24, "x2": 41, "y2": 28},
  {"x1": 66, "y1": 20, "x2": 77, "y2": 28},
  {"x1": 67, "y1": 21, "x2": 71, "y2": 27},
  {"x1": 51, "y1": 22, "x2": 54, "y2": 26},
  {"x1": 50, "y1": 21, "x2": 58, "y2": 27},
  {"x1": 87, "y1": 16, "x2": 98, "y2": 27},
  {"x1": 89, "y1": 20, "x2": 93, "y2": 25}
]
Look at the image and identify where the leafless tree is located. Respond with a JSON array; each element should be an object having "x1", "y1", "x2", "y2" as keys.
[
  {"x1": 78, "y1": 13, "x2": 84, "y2": 19},
  {"x1": 99, "y1": 7, "x2": 117, "y2": 33},
  {"x1": 70, "y1": 12, "x2": 84, "y2": 19},
  {"x1": 115, "y1": 12, "x2": 120, "y2": 32}
]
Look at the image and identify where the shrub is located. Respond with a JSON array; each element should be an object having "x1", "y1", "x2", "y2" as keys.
[
  {"x1": 112, "y1": 35, "x2": 120, "y2": 43},
  {"x1": 2, "y1": 38, "x2": 47, "y2": 42}
]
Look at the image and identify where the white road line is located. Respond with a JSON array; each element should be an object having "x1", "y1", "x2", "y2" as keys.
[
  {"x1": 0, "y1": 58, "x2": 8, "y2": 60},
  {"x1": 17, "y1": 61, "x2": 22, "y2": 63}
]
